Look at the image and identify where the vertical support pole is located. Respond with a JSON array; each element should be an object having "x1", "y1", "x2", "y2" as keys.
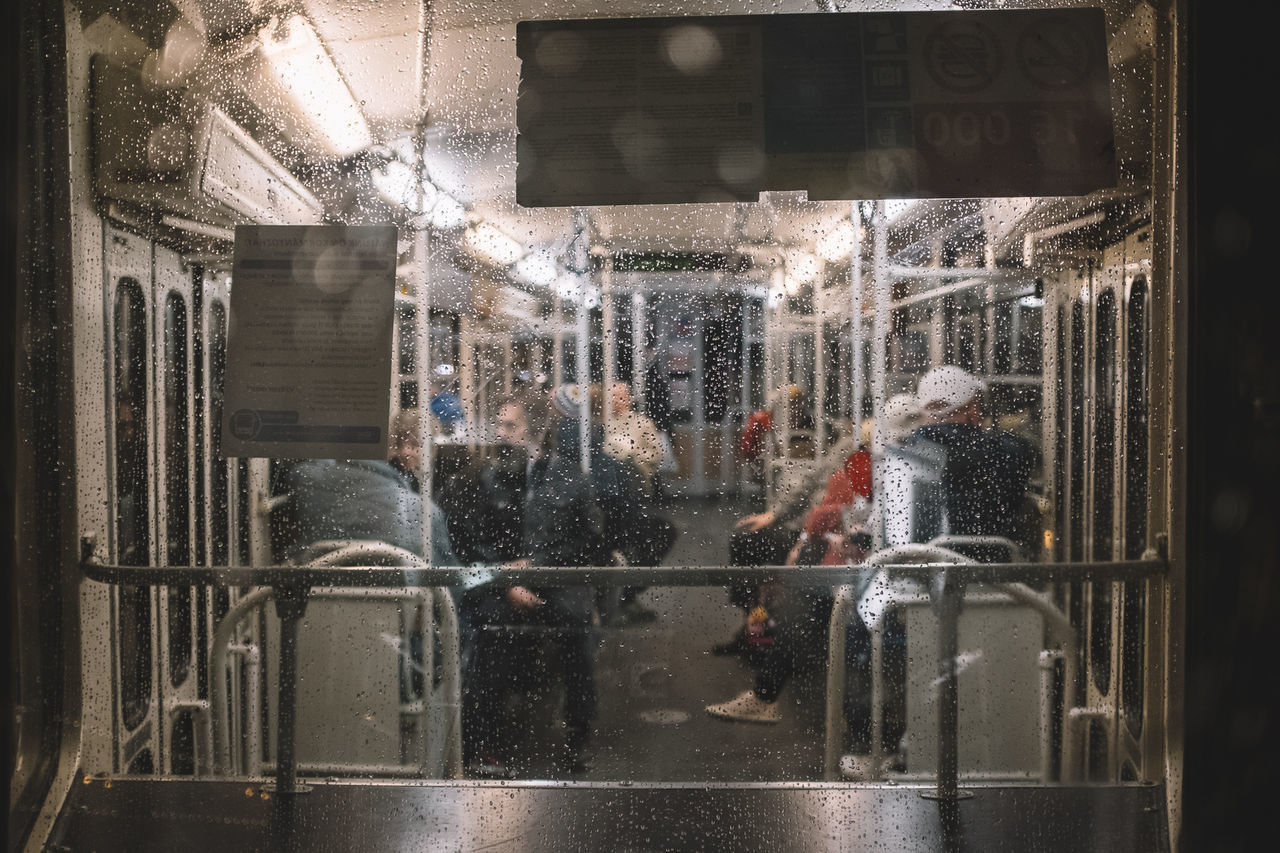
[
  {"x1": 413, "y1": 123, "x2": 433, "y2": 558},
  {"x1": 930, "y1": 237, "x2": 946, "y2": 366},
  {"x1": 459, "y1": 313, "x2": 475, "y2": 434},
  {"x1": 553, "y1": 296, "x2": 564, "y2": 388},
  {"x1": 850, "y1": 201, "x2": 865, "y2": 432},
  {"x1": 573, "y1": 208, "x2": 591, "y2": 474},
  {"x1": 923, "y1": 569, "x2": 971, "y2": 802},
  {"x1": 814, "y1": 287, "x2": 827, "y2": 456},
  {"x1": 247, "y1": 457, "x2": 273, "y2": 566},
  {"x1": 631, "y1": 290, "x2": 645, "y2": 404},
  {"x1": 871, "y1": 201, "x2": 890, "y2": 457},
  {"x1": 272, "y1": 584, "x2": 309, "y2": 795},
  {"x1": 602, "y1": 259, "x2": 616, "y2": 435}
]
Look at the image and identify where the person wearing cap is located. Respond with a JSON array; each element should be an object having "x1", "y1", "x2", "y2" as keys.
[{"x1": 906, "y1": 365, "x2": 1035, "y2": 558}]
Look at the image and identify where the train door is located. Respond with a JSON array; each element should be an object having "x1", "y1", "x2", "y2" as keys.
[
  {"x1": 1045, "y1": 219, "x2": 1156, "y2": 783},
  {"x1": 151, "y1": 245, "x2": 206, "y2": 775},
  {"x1": 103, "y1": 224, "x2": 160, "y2": 775}
]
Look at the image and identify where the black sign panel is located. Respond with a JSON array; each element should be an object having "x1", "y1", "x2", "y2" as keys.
[{"x1": 516, "y1": 9, "x2": 1116, "y2": 206}]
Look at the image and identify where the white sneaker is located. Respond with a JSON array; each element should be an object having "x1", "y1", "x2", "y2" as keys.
[{"x1": 704, "y1": 690, "x2": 781, "y2": 724}]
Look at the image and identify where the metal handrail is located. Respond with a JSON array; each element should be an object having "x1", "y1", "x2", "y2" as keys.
[
  {"x1": 207, "y1": 541, "x2": 462, "y2": 780},
  {"x1": 823, "y1": 539, "x2": 1083, "y2": 794},
  {"x1": 82, "y1": 559, "x2": 1167, "y2": 588},
  {"x1": 823, "y1": 544, "x2": 972, "y2": 782}
]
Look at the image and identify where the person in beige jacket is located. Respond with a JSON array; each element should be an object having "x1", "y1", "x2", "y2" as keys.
[{"x1": 603, "y1": 382, "x2": 664, "y2": 492}]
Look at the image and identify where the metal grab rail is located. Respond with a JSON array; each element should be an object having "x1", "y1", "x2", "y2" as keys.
[
  {"x1": 823, "y1": 543, "x2": 972, "y2": 783},
  {"x1": 824, "y1": 537, "x2": 1090, "y2": 794},
  {"x1": 207, "y1": 541, "x2": 462, "y2": 781},
  {"x1": 82, "y1": 560, "x2": 1166, "y2": 588}
]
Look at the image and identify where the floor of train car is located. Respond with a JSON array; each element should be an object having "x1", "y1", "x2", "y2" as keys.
[{"x1": 481, "y1": 494, "x2": 832, "y2": 783}]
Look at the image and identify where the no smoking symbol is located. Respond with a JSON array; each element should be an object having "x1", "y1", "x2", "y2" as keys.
[
  {"x1": 1018, "y1": 17, "x2": 1093, "y2": 90},
  {"x1": 925, "y1": 20, "x2": 1003, "y2": 93}
]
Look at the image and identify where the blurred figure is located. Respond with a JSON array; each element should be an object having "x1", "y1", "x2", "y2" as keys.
[
  {"x1": 603, "y1": 381, "x2": 663, "y2": 492},
  {"x1": 559, "y1": 384, "x2": 676, "y2": 623},
  {"x1": 461, "y1": 390, "x2": 605, "y2": 777},
  {"x1": 906, "y1": 365, "x2": 1035, "y2": 559},
  {"x1": 275, "y1": 412, "x2": 457, "y2": 567},
  {"x1": 428, "y1": 379, "x2": 467, "y2": 436}
]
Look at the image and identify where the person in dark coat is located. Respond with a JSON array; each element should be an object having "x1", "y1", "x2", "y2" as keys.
[{"x1": 460, "y1": 391, "x2": 605, "y2": 777}]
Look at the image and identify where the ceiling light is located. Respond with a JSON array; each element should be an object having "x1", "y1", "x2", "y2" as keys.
[
  {"x1": 246, "y1": 15, "x2": 372, "y2": 159},
  {"x1": 817, "y1": 220, "x2": 857, "y2": 262},
  {"x1": 784, "y1": 249, "x2": 820, "y2": 283},
  {"x1": 465, "y1": 222, "x2": 525, "y2": 267},
  {"x1": 371, "y1": 160, "x2": 438, "y2": 213},
  {"x1": 884, "y1": 199, "x2": 915, "y2": 221},
  {"x1": 430, "y1": 194, "x2": 466, "y2": 230},
  {"x1": 514, "y1": 249, "x2": 559, "y2": 287}
]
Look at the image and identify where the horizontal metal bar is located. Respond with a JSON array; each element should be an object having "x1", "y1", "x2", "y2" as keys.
[{"x1": 82, "y1": 559, "x2": 1167, "y2": 588}]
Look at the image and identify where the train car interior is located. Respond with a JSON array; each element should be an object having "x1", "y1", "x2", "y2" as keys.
[{"x1": 14, "y1": 0, "x2": 1245, "y2": 851}]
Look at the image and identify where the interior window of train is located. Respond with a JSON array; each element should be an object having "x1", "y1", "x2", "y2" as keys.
[
  {"x1": 112, "y1": 279, "x2": 153, "y2": 736},
  {"x1": 47, "y1": 0, "x2": 1166, "y2": 797},
  {"x1": 162, "y1": 293, "x2": 194, "y2": 689}
]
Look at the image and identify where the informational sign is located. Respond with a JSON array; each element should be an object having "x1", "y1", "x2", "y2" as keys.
[
  {"x1": 517, "y1": 9, "x2": 1116, "y2": 205},
  {"x1": 222, "y1": 225, "x2": 397, "y2": 459}
]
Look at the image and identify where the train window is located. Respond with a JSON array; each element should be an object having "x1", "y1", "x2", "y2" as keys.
[
  {"x1": 169, "y1": 710, "x2": 196, "y2": 776},
  {"x1": 1093, "y1": 289, "x2": 1118, "y2": 561},
  {"x1": 993, "y1": 302, "x2": 1014, "y2": 375},
  {"x1": 1054, "y1": 305, "x2": 1068, "y2": 563},
  {"x1": 163, "y1": 294, "x2": 194, "y2": 688},
  {"x1": 1125, "y1": 277, "x2": 1150, "y2": 559},
  {"x1": 207, "y1": 301, "x2": 229, "y2": 568},
  {"x1": 1017, "y1": 303, "x2": 1043, "y2": 375},
  {"x1": 1069, "y1": 300, "x2": 1086, "y2": 562},
  {"x1": 113, "y1": 280, "x2": 153, "y2": 734},
  {"x1": 1122, "y1": 277, "x2": 1150, "y2": 739},
  {"x1": 14, "y1": 3, "x2": 1179, "y2": 846},
  {"x1": 1090, "y1": 290, "x2": 1118, "y2": 693}
]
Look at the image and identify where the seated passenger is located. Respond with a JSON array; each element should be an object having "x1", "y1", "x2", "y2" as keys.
[
  {"x1": 275, "y1": 411, "x2": 456, "y2": 567},
  {"x1": 716, "y1": 415, "x2": 863, "y2": 657},
  {"x1": 602, "y1": 381, "x2": 663, "y2": 494},
  {"x1": 460, "y1": 391, "x2": 605, "y2": 777},
  {"x1": 704, "y1": 418, "x2": 883, "y2": 724},
  {"x1": 906, "y1": 366, "x2": 1035, "y2": 560},
  {"x1": 579, "y1": 383, "x2": 677, "y2": 623}
]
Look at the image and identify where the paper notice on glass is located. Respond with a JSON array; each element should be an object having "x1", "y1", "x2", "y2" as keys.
[{"x1": 221, "y1": 225, "x2": 397, "y2": 459}]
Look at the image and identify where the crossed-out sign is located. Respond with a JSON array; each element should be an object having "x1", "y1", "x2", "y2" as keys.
[{"x1": 516, "y1": 8, "x2": 1116, "y2": 204}]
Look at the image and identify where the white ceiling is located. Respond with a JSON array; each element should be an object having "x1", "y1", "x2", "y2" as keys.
[{"x1": 179, "y1": 0, "x2": 1154, "y2": 297}]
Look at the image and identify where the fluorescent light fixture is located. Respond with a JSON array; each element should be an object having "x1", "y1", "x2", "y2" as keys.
[
  {"x1": 465, "y1": 222, "x2": 525, "y2": 267},
  {"x1": 513, "y1": 249, "x2": 559, "y2": 287},
  {"x1": 884, "y1": 199, "x2": 915, "y2": 221},
  {"x1": 371, "y1": 160, "x2": 438, "y2": 213},
  {"x1": 817, "y1": 220, "x2": 857, "y2": 262},
  {"x1": 247, "y1": 15, "x2": 372, "y2": 159},
  {"x1": 430, "y1": 193, "x2": 466, "y2": 230},
  {"x1": 784, "y1": 249, "x2": 820, "y2": 283},
  {"x1": 555, "y1": 275, "x2": 581, "y2": 301}
]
